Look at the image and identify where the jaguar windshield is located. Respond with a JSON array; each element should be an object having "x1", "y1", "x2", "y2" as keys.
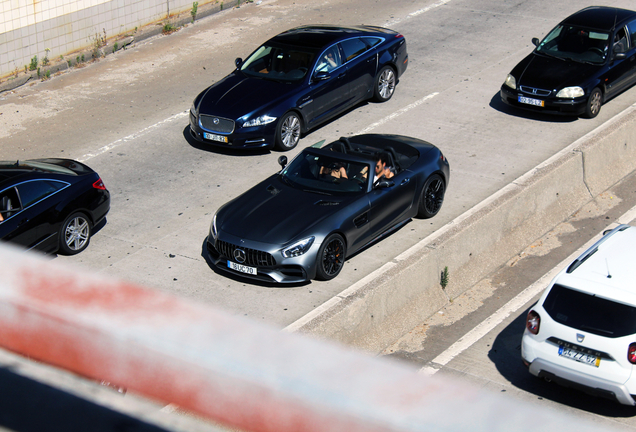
[
  {"x1": 536, "y1": 25, "x2": 610, "y2": 64},
  {"x1": 240, "y1": 43, "x2": 316, "y2": 82},
  {"x1": 281, "y1": 151, "x2": 370, "y2": 195}
]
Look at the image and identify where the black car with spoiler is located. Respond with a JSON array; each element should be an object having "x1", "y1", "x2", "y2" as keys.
[{"x1": 0, "y1": 159, "x2": 110, "y2": 254}]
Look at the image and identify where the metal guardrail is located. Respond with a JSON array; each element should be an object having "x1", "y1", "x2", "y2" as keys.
[{"x1": 0, "y1": 243, "x2": 612, "y2": 432}]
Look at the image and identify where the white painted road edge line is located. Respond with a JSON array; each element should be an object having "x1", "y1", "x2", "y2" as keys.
[
  {"x1": 78, "y1": 111, "x2": 189, "y2": 162},
  {"x1": 418, "y1": 204, "x2": 636, "y2": 376},
  {"x1": 355, "y1": 92, "x2": 439, "y2": 135},
  {"x1": 385, "y1": 0, "x2": 452, "y2": 26}
]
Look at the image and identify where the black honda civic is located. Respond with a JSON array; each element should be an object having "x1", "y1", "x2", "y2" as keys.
[
  {"x1": 0, "y1": 159, "x2": 110, "y2": 255},
  {"x1": 500, "y1": 6, "x2": 636, "y2": 118},
  {"x1": 190, "y1": 25, "x2": 408, "y2": 151}
]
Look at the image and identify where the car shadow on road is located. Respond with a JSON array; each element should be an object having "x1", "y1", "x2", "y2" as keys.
[
  {"x1": 489, "y1": 93, "x2": 578, "y2": 123},
  {"x1": 489, "y1": 308, "x2": 636, "y2": 417},
  {"x1": 200, "y1": 238, "x2": 310, "y2": 289}
]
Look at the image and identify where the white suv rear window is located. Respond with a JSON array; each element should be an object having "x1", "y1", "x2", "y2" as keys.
[{"x1": 543, "y1": 284, "x2": 636, "y2": 338}]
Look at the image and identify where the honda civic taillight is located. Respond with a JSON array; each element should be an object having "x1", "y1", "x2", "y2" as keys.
[
  {"x1": 93, "y1": 178, "x2": 106, "y2": 190},
  {"x1": 526, "y1": 310, "x2": 540, "y2": 335},
  {"x1": 628, "y1": 343, "x2": 636, "y2": 364}
]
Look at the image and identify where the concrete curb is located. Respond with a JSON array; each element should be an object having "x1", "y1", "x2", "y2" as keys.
[{"x1": 285, "y1": 102, "x2": 636, "y2": 353}]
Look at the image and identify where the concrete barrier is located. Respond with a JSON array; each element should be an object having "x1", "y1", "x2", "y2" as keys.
[{"x1": 285, "y1": 103, "x2": 636, "y2": 353}]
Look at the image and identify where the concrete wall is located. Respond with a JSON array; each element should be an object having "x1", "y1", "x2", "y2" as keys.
[
  {"x1": 285, "y1": 104, "x2": 636, "y2": 353},
  {"x1": 0, "y1": 0, "x2": 224, "y2": 79}
]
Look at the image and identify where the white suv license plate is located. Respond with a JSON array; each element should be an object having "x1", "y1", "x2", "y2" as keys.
[
  {"x1": 518, "y1": 95, "x2": 544, "y2": 107},
  {"x1": 204, "y1": 132, "x2": 229, "y2": 143},
  {"x1": 558, "y1": 345, "x2": 600, "y2": 367},
  {"x1": 228, "y1": 260, "x2": 257, "y2": 275}
]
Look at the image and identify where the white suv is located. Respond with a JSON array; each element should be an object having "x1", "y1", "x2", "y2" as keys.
[{"x1": 521, "y1": 224, "x2": 636, "y2": 405}]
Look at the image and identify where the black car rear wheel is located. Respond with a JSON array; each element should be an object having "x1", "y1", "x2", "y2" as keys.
[
  {"x1": 374, "y1": 66, "x2": 396, "y2": 102},
  {"x1": 275, "y1": 112, "x2": 301, "y2": 151},
  {"x1": 59, "y1": 212, "x2": 92, "y2": 255},
  {"x1": 316, "y1": 233, "x2": 346, "y2": 281},
  {"x1": 585, "y1": 88, "x2": 602, "y2": 118},
  {"x1": 417, "y1": 174, "x2": 445, "y2": 219}
]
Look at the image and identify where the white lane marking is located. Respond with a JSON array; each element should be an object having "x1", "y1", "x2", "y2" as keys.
[
  {"x1": 386, "y1": 0, "x2": 452, "y2": 26},
  {"x1": 355, "y1": 92, "x2": 438, "y2": 135},
  {"x1": 418, "y1": 212, "x2": 636, "y2": 375},
  {"x1": 78, "y1": 111, "x2": 189, "y2": 162}
]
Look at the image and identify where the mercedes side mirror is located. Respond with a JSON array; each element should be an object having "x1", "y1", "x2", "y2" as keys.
[
  {"x1": 375, "y1": 179, "x2": 394, "y2": 189},
  {"x1": 313, "y1": 71, "x2": 331, "y2": 82},
  {"x1": 278, "y1": 156, "x2": 288, "y2": 169},
  {"x1": 235, "y1": 58, "x2": 243, "y2": 69}
]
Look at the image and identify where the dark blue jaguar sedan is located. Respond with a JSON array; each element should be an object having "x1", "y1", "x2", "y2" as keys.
[
  {"x1": 189, "y1": 25, "x2": 408, "y2": 151},
  {"x1": 500, "y1": 6, "x2": 636, "y2": 118}
]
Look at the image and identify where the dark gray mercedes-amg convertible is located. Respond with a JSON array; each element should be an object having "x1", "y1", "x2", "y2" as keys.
[{"x1": 206, "y1": 134, "x2": 449, "y2": 283}]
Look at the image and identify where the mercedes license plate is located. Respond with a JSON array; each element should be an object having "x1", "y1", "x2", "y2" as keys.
[
  {"x1": 518, "y1": 95, "x2": 544, "y2": 107},
  {"x1": 204, "y1": 132, "x2": 229, "y2": 143},
  {"x1": 558, "y1": 345, "x2": 600, "y2": 367},
  {"x1": 228, "y1": 260, "x2": 257, "y2": 275}
]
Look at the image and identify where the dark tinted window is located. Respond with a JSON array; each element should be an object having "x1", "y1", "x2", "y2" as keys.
[
  {"x1": 361, "y1": 37, "x2": 383, "y2": 48},
  {"x1": 0, "y1": 187, "x2": 20, "y2": 220},
  {"x1": 340, "y1": 38, "x2": 368, "y2": 62},
  {"x1": 628, "y1": 20, "x2": 636, "y2": 47},
  {"x1": 543, "y1": 284, "x2": 636, "y2": 338},
  {"x1": 16, "y1": 180, "x2": 66, "y2": 207}
]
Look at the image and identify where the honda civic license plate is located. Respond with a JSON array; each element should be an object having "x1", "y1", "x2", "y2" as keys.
[{"x1": 518, "y1": 95, "x2": 544, "y2": 107}]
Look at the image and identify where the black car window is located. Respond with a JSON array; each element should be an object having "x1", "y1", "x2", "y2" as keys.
[
  {"x1": 16, "y1": 180, "x2": 67, "y2": 208},
  {"x1": 315, "y1": 45, "x2": 342, "y2": 73},
  {"x1": 629, "y1": 20, "x2": 636, "y2": 48},
  {"x1": 0, "y1": 187, "x2": 21, "y2": 221},
  {"x1": 241, "y1": 44, "x2": 315, "y2": 82},
  {"x1": 543, "y1": 284, "x2": 636, "y2": 338},
  {"x1": 614, "y1": 27, "x2": 629, "y2": 54},
  {"x1": 537, "y1": 25, "x2": 610, "y2": 64},
  {"x1": 340, "y1": 38, "x2": 368, "y2": 62},
  {"x1": 361, "y1": 37, "x2": 383, "y2": 48}
]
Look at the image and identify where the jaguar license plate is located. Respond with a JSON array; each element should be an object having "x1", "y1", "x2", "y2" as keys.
[
  {"x1": 204, "y1": 132, "x2": 229, "y2": 143},
  {"x1": 558, "y1": 345, "x2": 600, "y2": 367},
  {"x1": 228, "y1": 261, "x2": 257, "y2": 275},
  {"x1": 518, "y1": 95, "x2": 544, "y2": 107}
]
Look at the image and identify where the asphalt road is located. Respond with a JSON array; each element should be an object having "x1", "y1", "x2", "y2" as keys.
[{"x1": 1, "y1": 0, "x2": 636, "y2": 330}]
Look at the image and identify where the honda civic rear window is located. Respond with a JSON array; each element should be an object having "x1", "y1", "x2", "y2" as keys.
[{"x1": 543, "y1": 284, "x2": 636, "y2": 338}]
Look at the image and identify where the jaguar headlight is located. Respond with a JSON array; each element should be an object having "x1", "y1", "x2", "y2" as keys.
[
  {"x1": 243, "y1": 115, "x2": 277, "y2": 128},
  {"x1": 504, "y1": 74, "x2": 516, "y2": 90},
  {"x1": 556, "y1": 86, "x2": 584, "y2": 98},
  {"x1": 190, "y1": 103, "x2": 197, "y2": 116},
  {"x1": 282, "y1": 237, "x2": 315, "y2": 258}
]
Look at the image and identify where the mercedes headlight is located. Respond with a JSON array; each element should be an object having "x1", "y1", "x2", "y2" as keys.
[
  {"x1": 504, "y1": 74, "x2": 516, "y2": 90},
  {"x1": 211, "y1": 213, "x2": 218, "y2": 238},
  {"x1": 556, "y1": 86, "x2": 584, "y2": 98},
  {"x1": 282, "y1": 237, "x2": 315, "y2": 258},
  {"x1": 243, "y1": 115, "x2": 277, "y2": 128}
]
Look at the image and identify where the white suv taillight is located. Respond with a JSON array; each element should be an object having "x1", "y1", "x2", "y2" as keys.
[
  {"x1": 628, "y1": 343, "x2": 636, "y2": 364},
  {"x1": 526, "y1": 310, "x2": 540, "y2": 335}
]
